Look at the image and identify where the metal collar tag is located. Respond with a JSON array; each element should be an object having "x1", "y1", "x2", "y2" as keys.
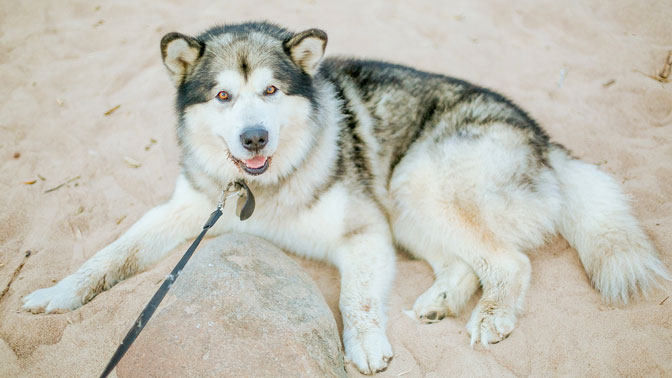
[{"x1": 234, "y1": 180, "x2": 255, "y2": 221}]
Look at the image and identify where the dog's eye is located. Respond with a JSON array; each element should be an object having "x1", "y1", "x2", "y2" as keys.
[
  {"x1": 216, "y1": 91, "x2": 230, "y2": 102},
  {"x1": 265, "y1": 85, "x2": 278, "y2": 96}
]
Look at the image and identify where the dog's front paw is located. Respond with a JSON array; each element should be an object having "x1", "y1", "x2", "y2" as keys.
[
  {"x1": 343, "y1": 327, "x2": 393, "y2": 375},
  {"x1": 466, "y1": 300, "x2": 517, "y2": 346},
  {"x1": 22, "y1": 275, "x2": 84, "y2": 314}
]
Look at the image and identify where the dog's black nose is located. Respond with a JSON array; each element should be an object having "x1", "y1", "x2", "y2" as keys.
[{"x1": 240, "y1": 128, "x2": 269, "y2": 151}]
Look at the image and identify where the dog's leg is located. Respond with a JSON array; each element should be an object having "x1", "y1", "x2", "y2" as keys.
[
  {"x1": 333, "y1": 226, "x2": 396, "y2": 375},
  {"x1": 393, "y1": 180, "x2": 524, "y2": 340},
  {"x1": 22, "y1": 174, "x2": 215, "y2": 313},
  {"x1": 463, "y1": 247, "x2": 530, "y2": 346},
  {"x1": 411, "y1": 255, "x2": 479, "y2": 323},
  {"x1": 389, "y1": 124, "x2": 565, "y2": 345}
]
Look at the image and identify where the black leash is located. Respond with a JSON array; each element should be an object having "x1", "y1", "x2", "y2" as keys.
[{"x1": 100, "y1": 180, "x2": 255, "y2": 378}]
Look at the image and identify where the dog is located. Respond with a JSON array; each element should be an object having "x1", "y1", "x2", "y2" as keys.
[{"x1": 22, "y1": 22, "x2": 669, "y2": 374}]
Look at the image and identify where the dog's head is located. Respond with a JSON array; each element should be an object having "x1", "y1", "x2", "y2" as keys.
[{"x1": 160, "y1": 22, "x2": 327, "y2": 185}]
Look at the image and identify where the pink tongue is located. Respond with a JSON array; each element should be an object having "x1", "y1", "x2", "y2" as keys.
[{"x1": 244, "y1": 156, "x2": 267, "y2": 169}]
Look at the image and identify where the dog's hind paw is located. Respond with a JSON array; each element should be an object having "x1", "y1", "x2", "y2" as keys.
[
  {"x1": 22, "y1": 275, "x2": 84, "y2": 314},
  {"x1": 344, "y1": 328, "x2": 393, "y2": 375},
  {"x1": 466, "y1": 300, "x2": 517, "y2": 347},
  {"x1": 411, "y1": 288, "x2": 453, "y2": 324}
]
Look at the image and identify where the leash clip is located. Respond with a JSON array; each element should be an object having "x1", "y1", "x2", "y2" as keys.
[{"x1": 217, "y1": 182, "x2": 242, "y2": 210}]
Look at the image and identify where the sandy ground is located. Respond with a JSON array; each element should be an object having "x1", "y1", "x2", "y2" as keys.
[{"x1": 1, "y1": 0, "x2": 671, "y2": 377}]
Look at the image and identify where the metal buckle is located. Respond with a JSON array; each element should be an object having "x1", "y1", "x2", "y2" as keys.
[{"x1": 217, "y1": 182, "x2": 243, "y2": 210}]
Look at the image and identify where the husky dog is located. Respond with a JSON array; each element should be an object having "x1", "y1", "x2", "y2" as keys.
[{"x1": 23, "y1": 22, "x2": 669, "y2": 374}]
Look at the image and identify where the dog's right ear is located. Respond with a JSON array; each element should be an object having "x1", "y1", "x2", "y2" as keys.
[{"x1": 160, "y1": 32, "x2": 204, "y2": 86}]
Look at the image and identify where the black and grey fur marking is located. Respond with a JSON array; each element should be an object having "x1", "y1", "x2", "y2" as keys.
[{"x1": 319, "y1": 58, "x2": 551, "y2": 185}]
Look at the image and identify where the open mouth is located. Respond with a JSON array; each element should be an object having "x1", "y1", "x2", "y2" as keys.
[{"x1": 233, "y1": 155, "x2": 271, "y2": 176}]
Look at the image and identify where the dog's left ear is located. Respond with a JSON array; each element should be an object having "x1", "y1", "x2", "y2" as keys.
[{"x1": 284, "y1": 29, "x2": 328, "y2": 76}]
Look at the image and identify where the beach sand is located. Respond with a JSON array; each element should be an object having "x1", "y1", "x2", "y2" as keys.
[{"x1": 1, "y1": 0, "x2": 671, "y2": 376}]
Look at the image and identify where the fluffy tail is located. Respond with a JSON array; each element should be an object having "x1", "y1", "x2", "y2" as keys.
[{"x1": 549, "y1": 146, "x2": 670, "y2": 303}]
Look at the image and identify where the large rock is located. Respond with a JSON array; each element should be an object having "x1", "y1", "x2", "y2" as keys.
[{"x1": 116, "y1": 233, "x2": 346, "y2": 378}]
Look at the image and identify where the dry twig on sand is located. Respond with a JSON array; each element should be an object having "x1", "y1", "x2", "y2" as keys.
[
  {"x1": 44, "y1": 176, "x2": 81, "y2": 193},
  {"x1": 104, "y1": 104, "x2": 121, "y2": 116}
]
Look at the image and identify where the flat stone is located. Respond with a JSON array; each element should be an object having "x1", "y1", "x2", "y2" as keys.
[{"x1": 117, "y1": 233, "x2": 346, "y2": 378}]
